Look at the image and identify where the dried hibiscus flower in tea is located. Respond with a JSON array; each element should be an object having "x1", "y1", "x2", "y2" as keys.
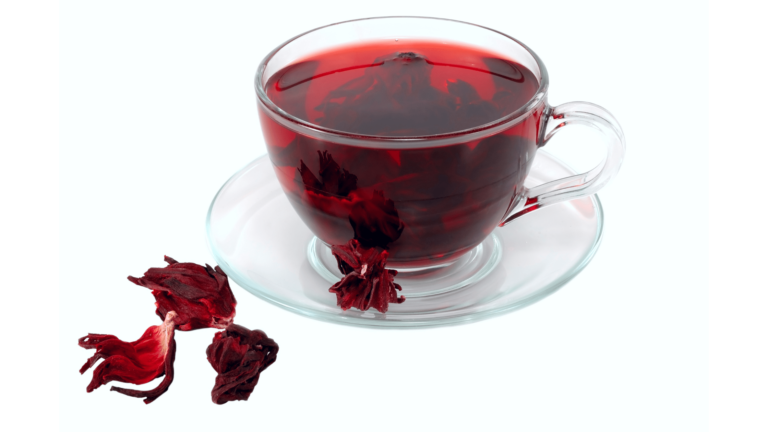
[
  {"x1": 78, "y1": 311, "x2": 178, "y2": 404},
  {"x1": 128, "y1": 256, "x2": 236, "y2": 331},
  {"x1": 330, "y1": 239, "x2": 405, "y2": 313},
  {"x1": 206, "y1": 324, "x2": 279, "y2": 405},
  {"x1": 296, "y1": 150, "x2": 404, "y2": 250},
  {"x1": 348, "y1": 189, "x2": 404, "y2": 249}
]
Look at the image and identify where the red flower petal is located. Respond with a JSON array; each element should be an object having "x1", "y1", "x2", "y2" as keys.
[
  {"x1": 298, "y1": 150, "x2": 358, "y2": 197},
  {"x1": 297, "y1": 151, "x2": 403, "y2": 249},
  {"x1": 128, "y1": 256, "x2": 237, "y2": 331},
  {"x1": 206, "y1": 324, "x2": 279, "y2": 405},
  {"x1": 79, "y1": 311, "x2": 178, "y2": 404},
  {"x1": 329, "y1": 239, "x2": 405, "y2": 313},
  {"x1": 348, "y1": 189, "x2": 404, "y2": 248}
]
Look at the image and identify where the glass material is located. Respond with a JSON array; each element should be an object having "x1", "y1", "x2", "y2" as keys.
[
  {"x1": 307, "y1": 233, "x2": 503, "y2": 298},
  {"x1": 255, "y1": 17, "x2": 624, "y2": 270},
  {"x1": 206, "y1": 152, "x2": 603, "y2": 329}
]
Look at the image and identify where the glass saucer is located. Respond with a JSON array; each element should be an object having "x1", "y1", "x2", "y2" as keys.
[{"x1": 206, "y1": 151, "x2": 603, "y2": 329}]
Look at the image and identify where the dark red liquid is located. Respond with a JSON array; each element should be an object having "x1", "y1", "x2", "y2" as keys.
[{"x1": 259, "y1": 41, "x2": 545, "y2": 268}]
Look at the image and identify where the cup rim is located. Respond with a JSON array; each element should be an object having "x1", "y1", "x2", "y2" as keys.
[{"x1": 255, "y1": 16, "x2": 550, "y2": 144}]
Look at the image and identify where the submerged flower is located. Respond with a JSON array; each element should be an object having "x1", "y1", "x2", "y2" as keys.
[
  {"x1": 206, "y1": 324, "x2": 279, "y2": 405},
  {"x1": 348, "y1": 189, "x2": 403, "y2": 249},
  {"x1": 128, "y1": 256, "x2": 237, "y2": 331},
  {"x1": 78, "y1": 311, "x2": 178, "y2": 404},
  {"x1": 298, "y1": 150, "x2": 358, "y2": 197},
  {"x1": 330, "y1": 239, "x2": 405, "y2": 313},
  {"x1": 298, "y1": 151, "x2": 403, "y2": 249}
]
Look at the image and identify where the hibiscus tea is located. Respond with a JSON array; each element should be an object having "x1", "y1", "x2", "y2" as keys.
[{"x1": 259, "y1": 40, "x2": 545, "y2": 268}]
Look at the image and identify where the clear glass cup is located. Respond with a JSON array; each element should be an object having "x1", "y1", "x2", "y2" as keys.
[{"x1": 255, "y1": 17, "x2": 625, "y2": 273}]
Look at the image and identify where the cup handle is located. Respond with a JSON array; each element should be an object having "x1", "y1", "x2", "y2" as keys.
[{"x1": 500, "y1": 101, "x2": 626, "y2": 226}]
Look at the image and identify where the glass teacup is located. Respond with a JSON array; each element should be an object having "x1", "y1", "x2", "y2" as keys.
[{"x1": 255, "y1": 17, "x2": 625, "y2": 274}]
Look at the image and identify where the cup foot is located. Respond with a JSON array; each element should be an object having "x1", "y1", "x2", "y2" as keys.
[{"x1": 307, "y1": 234, "x2": 502, "y2": 298}]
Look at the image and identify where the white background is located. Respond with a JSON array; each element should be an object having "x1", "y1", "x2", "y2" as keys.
[{"x1": 0, "y1": 0, "x2": 764, "y2": 430}]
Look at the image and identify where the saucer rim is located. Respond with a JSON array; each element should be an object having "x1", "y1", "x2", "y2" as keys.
[{"x1": 206, "y1": 152, "x2": 603, "y2": 329}]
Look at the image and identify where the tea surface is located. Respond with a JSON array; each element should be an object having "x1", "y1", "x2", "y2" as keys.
[{"x1": 265, "y1": 41, "x2": 539, "y2": 136}]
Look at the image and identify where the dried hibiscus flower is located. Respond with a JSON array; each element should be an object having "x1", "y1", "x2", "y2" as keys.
[
  {"x1": 128, "y1": 256, "x2": 236, "y2": 331},
  {"x1": 298, "y1": 150, "x2": 358, "y2": 197},
  {"x1": 78, "y1": 311, "x2": 178, "y2": 404},
  {"x1": 330, "y1": 239, "x2": 405, "y2": 313},
  {"x1": 206, "y1": 324, "x2": 279, "y2": 405},
  {"x1": 297, "y1": 151, "x2": 404, "y2": 249},
  {"x1": 348, "y1": 189, "x2": 404, "y2": 249}
]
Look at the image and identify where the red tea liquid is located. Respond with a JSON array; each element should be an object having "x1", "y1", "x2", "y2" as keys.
[{"x1": 259, "y1": 41, "x2": 545, "y2": 268}]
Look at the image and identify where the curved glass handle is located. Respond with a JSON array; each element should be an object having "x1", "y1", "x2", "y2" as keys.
[{"x1": 500, "y1": 101, "x2": 626, "y2": 226}]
